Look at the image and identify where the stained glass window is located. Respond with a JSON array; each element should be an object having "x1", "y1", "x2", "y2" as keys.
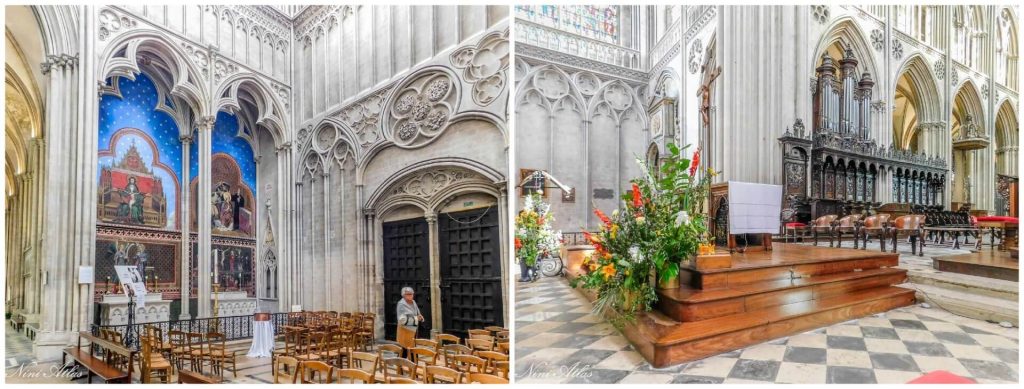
[{"x1": 516, "y1": 5, "x2": 620, "y2": 44}]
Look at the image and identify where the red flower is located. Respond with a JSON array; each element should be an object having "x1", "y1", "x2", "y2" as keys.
[
  {"x1": 689, "y1": 147, "x2": 701, "y2": 177},
  {"x1": 631, "y1": 183, "x2": 643, "y2": 209},
  {"x1": 538, "y1": 216, "x2": 545, "y2": 226},
  {"x1": 594, "y1": 208, "x2": 612, "y2": 228},
  {"x1": 514, "y1": 237, "x2": 522, "y2": 250}
]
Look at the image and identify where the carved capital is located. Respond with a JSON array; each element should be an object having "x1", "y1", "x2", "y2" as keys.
[
  {"x1": 179, "y1": 134, "x2": 194, "y2": 144},
  {"x1": 196, "y1": 116, "x2": 217, "y2": 131},
  {"x1": 40, "y1": 54, "x2": 79, "y2": 75},
  {"x1": 424, "y1": 213, "x2": 438, "y2": 224}
]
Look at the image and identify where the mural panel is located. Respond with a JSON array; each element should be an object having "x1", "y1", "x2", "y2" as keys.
[
  {"x1": 190, "y1": 111, "x2": 257, "y2": 238},
  {"x1": 97, "y1": 74, "x2": 183, "y2": 230}
]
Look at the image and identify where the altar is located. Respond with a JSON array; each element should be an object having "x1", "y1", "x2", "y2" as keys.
[
  {"x1": 98, "y1": 293, "x2": 172, "y2": 326},
  {"x1": 212, "y1": 291, "x2": 257, "y2": 317}
]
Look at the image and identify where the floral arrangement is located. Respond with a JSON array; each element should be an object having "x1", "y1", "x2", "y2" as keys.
[
  {"x1": 570, "y1": 144, "x2": 716, "y2": 322},
  {"x1": 515, "y1": 191, "x2": 562, "y2": 268}
]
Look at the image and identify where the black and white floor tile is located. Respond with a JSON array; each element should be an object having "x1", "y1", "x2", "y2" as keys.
[{"x1": 514, "y1": 245, "x2": 1019, "y2": 384}]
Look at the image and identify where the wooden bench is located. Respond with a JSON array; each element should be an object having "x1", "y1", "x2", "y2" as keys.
[
  {"x1": 9, "y1": 314, "x2": 24, "y2": 332},
  {"x1": 62, "y1": 331, "x2": 135, "y2": 383},
  {"x1": 24, "y1": 322, "x2": 38, "y2": 340},
  {"x1": 178, "y1": 369, "x2": 223, "y2": 384}
]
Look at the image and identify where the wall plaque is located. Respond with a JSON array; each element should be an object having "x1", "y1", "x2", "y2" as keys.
[{"x1": 593, "y1": 188, "x2": 615, "y2": 199}]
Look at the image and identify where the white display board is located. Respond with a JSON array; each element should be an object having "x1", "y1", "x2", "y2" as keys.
[
  {"x1": 727, "y1": 181, "x2": 783, "y2": 234},
  {"x1": 114, "y1": 265, "x2": 148, "y2": 307}
]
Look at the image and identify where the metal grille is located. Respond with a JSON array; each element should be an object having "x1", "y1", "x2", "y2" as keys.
[
  {"x1": 92, "y1": 312, "x2": 291, "y2": 345},
  {"x1": 94, "y1": 239, "x2": 179, "y2": 297}
]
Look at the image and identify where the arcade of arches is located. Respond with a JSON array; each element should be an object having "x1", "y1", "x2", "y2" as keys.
[{"x1": 5, "y1": 5, "x2": 510, "y2": 360}]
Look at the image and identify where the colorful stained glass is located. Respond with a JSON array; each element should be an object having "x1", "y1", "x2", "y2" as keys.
[{"x1": 516, "y1": 5, "x2": 620, "y2": 44}]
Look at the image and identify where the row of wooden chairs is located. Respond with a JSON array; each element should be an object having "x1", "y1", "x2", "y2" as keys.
[
  {"x1": 790, "y1": 213, "x2": 930, "y2": 255},
  {"x1": 274, "y1": 356, "x2": 507, "y2": 384},
  {"x1": 162, "y1": 328, "x2": 238, "y2": 378}
]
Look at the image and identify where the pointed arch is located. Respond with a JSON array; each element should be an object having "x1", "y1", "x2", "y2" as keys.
[
  {"x1": 952, "y1": 80, "x2": 985, "y2": 138},
  {"x1": 811, "y1": 17, "x2": 880, "y2": 88},
  {"x1": 214, "y1": 73, "x2": 289, "y2": 148},
  {"x1": 892, "y1": 54, "x2": 942, "y2": 150}
]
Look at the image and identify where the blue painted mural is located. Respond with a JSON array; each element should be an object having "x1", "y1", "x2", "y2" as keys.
[
  {"x1": 97, "y1": 73, "x2": 182, "y2": 230},
  {"x1": 189, "y1": 111, "x2": 258, "y2": 238}
]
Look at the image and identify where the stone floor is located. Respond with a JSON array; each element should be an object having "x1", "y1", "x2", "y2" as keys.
[{"x1": 514, "y1": 243, "x2": 1019, "y2": 384}]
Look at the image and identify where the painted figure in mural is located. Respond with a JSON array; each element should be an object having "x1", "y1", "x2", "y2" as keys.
[
  {"x1": 212, "y1": 182, "x2": 235, "y2": 230},
  {"x1": 133, "y1": 244, "x2": 149, "y2": 280},
  {"x1": 231, "y1": 189, "x2": 245, "y2": 231},
  {"x1": 118, "y1": 176, "x2": 147, "y2": 224}
]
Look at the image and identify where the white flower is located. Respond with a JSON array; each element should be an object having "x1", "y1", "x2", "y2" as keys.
[
  {"x1": 675, "y1": 211, "x2": 690, "y2": 226},
  {"x1": 628, "y1": 246, "x2": 641, "y2": 262}
]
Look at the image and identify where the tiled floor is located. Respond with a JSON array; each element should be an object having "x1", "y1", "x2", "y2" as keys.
[{"x1": 514, "y1": 243, "x2": 1019, "y2": 384}]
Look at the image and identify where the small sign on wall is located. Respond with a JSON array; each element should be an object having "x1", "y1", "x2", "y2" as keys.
[{"x1": 79, "y1": 266, "x2": 94, "y2": 284}]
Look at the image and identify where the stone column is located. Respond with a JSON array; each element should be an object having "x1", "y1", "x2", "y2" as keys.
[
  {"x1": 497, "y1": 186, "x2": 509, "y2": 325},
  {"x1": 322, "y1": 170, "x2": 331, "y2": 310},
  {"x1": 179, "y1": 134, "x2": 193, "y2": 320},
  {"x1": 196, "y1": 116, "x2": 215, "y2": 318},
  {"x1": 425, "y1": 212, "x2": 441, "y2": 332}
]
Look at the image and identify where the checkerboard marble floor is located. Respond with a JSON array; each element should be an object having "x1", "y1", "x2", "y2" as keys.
[{"x1": 515, "y1": 244, "x2": 1019, "y2": 384}]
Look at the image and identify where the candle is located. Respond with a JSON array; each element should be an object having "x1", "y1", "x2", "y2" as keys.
[{"x1": 214, "y1": 251, "x2": 219, "y2": 280}]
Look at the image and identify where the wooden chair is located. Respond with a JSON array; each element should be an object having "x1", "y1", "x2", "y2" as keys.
[
  {"x1": 140, "y1": 335, "x2": 172, "y2": 383},
  {"x1": 409, "y1": 346, "x2": 438, "y2": 370},
  {"x1": 349, "y1": 351, "x2": 380, "y2": 382},
  {"x1": 483, "y1": 326, "x2": 505, "y2": 333},
  {"x1": 383, "y1": 357, "x2": 420, "y2": 382},
  {"x1": 496, "y1": 341, "x2": 509, "y2": 354},
  {"x1": 273, "y1": 355, "x2": 300, "y2": 384},
  {"x1": 476, "y1": 350, "x2": 508, "y2": 374},
  {"x1": 356, "y1": 317, "x2": 375, "y2": 351},
  {"x1": 299, "y1": 360, "x2": 334, "y2": 383},
  {"x1": 436, "y1": 333, "x2": 460, "y2": 347},
  {"x1": 206, "y1": 332, "x2": 237, "y2": 378},
  {"x1": 414, "y1": 338, "x2": 439, "y2": 353},
  {"x1": 295, "y1": 331, "x2": 326, "y2": 361},
  {"x1": 467, "y1": 338, "x2": 493, "y2": 353},
  {"x1": 186, "y1": 332, "x2": 207, "y2": 372},
  {"x1": 425, "y1": 365, "x2": 463, "y2": 384},
  {"x1": 442, "y1": 344, "x2": 473, "y2": 368},
  {"x1": 832, "y1": 213, "x2": 863, "y2": 248},
  {"x1": 889, "y1": 214, "x2": 926, "y2": 256},
  {"x1": 450, "y1": 354, "x2": 487, "y2": 375},
  {"x1": 273, "y1": 327, "x2": 303, "y2": 367},
  {"x1": 334, "y1": 368, "x2": 373, "y2": 384},
  {"x1": 388, "y1": 377, "x2": 420, "y2": 384},
  {"x1": 811, "y1": 214, "x2": 839, "y2": 246},
  {"x1": 857, "y1": 213, "x2": 891, "y2": 251},
  {"x1": 167, "y1": 330, "x2": 188, "y2": 370},
  {"x1": 468, "y1": 373, "x2": 509, "y2": 384},
  {"x1": 378, "y1": 343, "x2": 405, "y2": 359},
  {"x1": 493, "y1": 361, "x2": 509, "y2": 379},
  {"x1": 495, "y1": 330, "x2": 509, "y2": 342},
  {"x1": 146, "y1": 326, "x2": 173, "y2": 359},
  {"x1": 467, "y1": 329, "x2": 491, "y2": 338}
]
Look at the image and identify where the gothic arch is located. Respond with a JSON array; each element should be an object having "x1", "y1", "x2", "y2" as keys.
[
  {"x1": 952, "y1": 80, "x2": 985, "y2": 136},
  {"x1": 811, "y1": 17, "x2": 880, "y2": 89},
  {"x1": 97, "y1": 30, "x2": 210, "y2": 119},
  {"x1": 214, "y1": 74, "x2": 289, "y2": 147},
  {"x1": 892, "y1": 54, "x2": 942, "y2": 150},
  {"x1": 515, "y1": 64, "x2": 587, "y2": 116},
  {"x1": 378, "y1": 66, "x2": 463, "y2": 149},
  {"x1": 364, "y1": 157, "x2": 504, "y2": 212}
]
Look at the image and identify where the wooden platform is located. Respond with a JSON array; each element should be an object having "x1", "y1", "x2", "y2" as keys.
[
  {"x1": 571, "y1": 243, "x2": 914, "y2": 368},
  {"x1": 933, "y1": 250, "x2": 1019, "y2": 282}
]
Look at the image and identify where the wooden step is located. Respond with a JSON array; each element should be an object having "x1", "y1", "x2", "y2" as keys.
[
  {"x1": 682, "y1": 247, "x2": 899, "y2": 289},
  {"x1": 615, "y1": 286, "x2": 915, "y2": 368},
  {"x1": 657, "y1": 267, "x2": 908, "y2": 322}
]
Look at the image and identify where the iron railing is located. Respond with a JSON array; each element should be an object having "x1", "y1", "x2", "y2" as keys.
[{"x1": 91, "y1": 312, "x2": 291, "y2": 342}]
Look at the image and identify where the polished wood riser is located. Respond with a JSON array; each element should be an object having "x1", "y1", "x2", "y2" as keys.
[
  {"x1": 933, "y1": 250, "x2": 1019, "y2": 282},
  {"x1": 621, "y1": 287, "x2": 915, "y2": 368},
  {"x1": 657, "y1": 268, "x2": 908, "y2": 322},
  {"x1": 569, "y1": 244, "x2": 915, "y2": 368}
]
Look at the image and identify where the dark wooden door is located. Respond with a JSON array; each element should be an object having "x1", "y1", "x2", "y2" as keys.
[
  {"x1": 382, "y1": 217, "x2": 431, "y2": 340},
  {"x1": 439, "y1": 207, "x2": 504, "y2": 338}
]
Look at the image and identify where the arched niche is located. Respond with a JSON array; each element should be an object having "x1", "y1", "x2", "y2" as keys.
[{"x1": 891, "y1": 55, "x2": 941, "y2": 152}]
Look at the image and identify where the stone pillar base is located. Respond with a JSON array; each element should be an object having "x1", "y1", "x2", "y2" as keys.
[{"x1": 33, "y1": 331, "x2": 74, "y2": 362}]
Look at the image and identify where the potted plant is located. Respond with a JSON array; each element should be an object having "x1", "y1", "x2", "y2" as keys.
[
  {"x1": 570, "y1": 143, "x2": 716, "y2": 322},
  {"x1": 515, "y1": 192, "x2": 562, "y2": 281}
]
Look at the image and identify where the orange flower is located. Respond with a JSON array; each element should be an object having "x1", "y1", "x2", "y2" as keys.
[
  {"x1": 689, "y1": 147, "x2": 701, "y2": 177},
  {"x1": 631, "y1": 183, "x2": 644, "y2": 208},
  {"x1": 594, "y1": 208, "x2": 612, "y2": 228},
  {"x1": 601, "y1": 263, "x2": 617, "y2": 280},
  {"x1": 514, "y1": 237, "x2": 522, "y2": 250}
]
